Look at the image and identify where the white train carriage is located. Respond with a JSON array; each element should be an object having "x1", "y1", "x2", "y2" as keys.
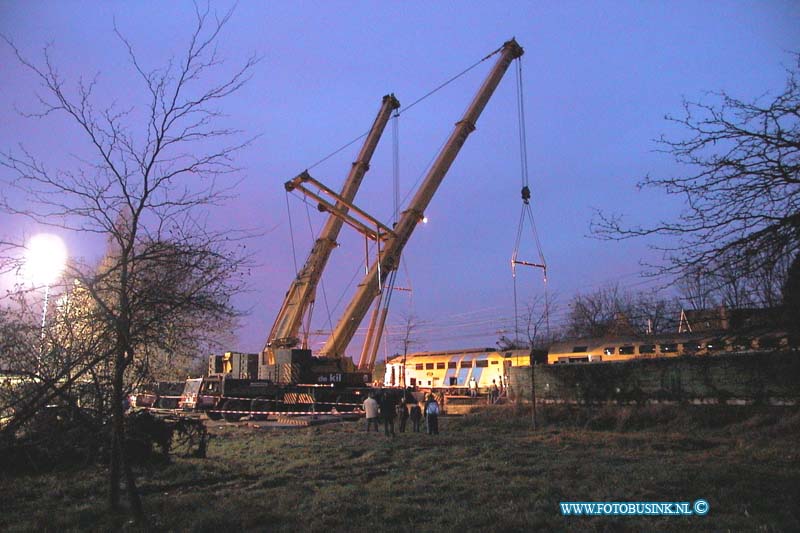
[{"x1": 383, "y1": 348, "x2": 532, "y2": 390}]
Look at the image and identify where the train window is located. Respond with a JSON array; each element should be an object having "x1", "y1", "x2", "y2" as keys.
[
  {"x1": 660, "y1": 343, "x2": 678, "y2": 353},
  {"x1": 639, "y1": 344, "x2": 655, "y2": 354},
  {"x1": 415, "y1": 364, "x2": 423, "y2": 370},
  {"x1": 476, "y1": 360, "x2": 489, "y2": 368},
  {"x1": 425, "y1": 363, "x2": 434, "y2": 370},
  {"x1": 461, "y1": 361, "x2": 474, "y2": 368},
  {"x1": 682, "y1": 342, "x2": 701, "y2": 352},
  {"x1": 491, "y1": 360, "x2": 499, "y2": 365},
  {"x1": 448, "y1": 362, "x2": 457, "y2": 369},
  {"x1": 603, "y1": 347, "x2": 615, "y2": 355},
  {"x1": 572, "y1": 346, "x2": 588, "y2": 353},
  {"x1": 436, "y1": 362, "x2": 445, "y2": 369},
  {"x1": 619, "y1": 345, "x2": 635, "y2": 355}
]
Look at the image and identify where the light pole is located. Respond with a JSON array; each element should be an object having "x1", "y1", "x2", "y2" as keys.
[{"x1": 24, "y1": 234, "x2": 68, "y2": 340}]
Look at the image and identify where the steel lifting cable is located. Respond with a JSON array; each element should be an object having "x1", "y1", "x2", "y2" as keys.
[
  {"x1": 510, "y1": 57, "x2": 550, "y2": 342},
  {"x1": 289, "y1": 44, "x2": 504, "y2": 344},
  {"x1": 366, "y1": 111, "x2": 404, "y2": 367},
  {"x1": 306, "y1": 44, "x2": 502, "y2": 173},
  {"x1": 285, "y1": 191, "x2": 300, "y2": 274},
  {"x1": 302, "y1": 197, "x2": 336, "y2": 348},
  {"x1": 283, "y1": 186, "x2": 336, "y2": 348},
  {"x1": 393, "y1": 110, "x2": 400, "y2": 225}
]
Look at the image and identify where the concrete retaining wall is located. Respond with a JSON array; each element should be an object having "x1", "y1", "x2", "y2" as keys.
[{"x1": 508, "y1": 351, "x2": 799, "y2": 405}]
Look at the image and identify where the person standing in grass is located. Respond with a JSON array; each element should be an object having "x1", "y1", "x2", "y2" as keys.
[
  {"x1": 425, "y1": 393, "x2": 440, "y2": 435},
  {"x1": 363, "y1": 394, "x2": 379, "y2": 432},
  {"x1": 380, "y1": 392, "x2": 397, "y2": 436},
  {"x1": 409, "y1": 401, "x2": 422, "y2": 432},
  {"x1": 397, "y1": 399, "x2": 409, "y2": 433}
]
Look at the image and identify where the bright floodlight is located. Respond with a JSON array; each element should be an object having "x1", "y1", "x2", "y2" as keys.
[{"x1": 25, "y1": 233, "x2": 67, "y2": 286}]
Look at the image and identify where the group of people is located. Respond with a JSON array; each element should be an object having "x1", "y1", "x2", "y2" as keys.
[
  {"x1": 468, "y1": 377, "x2": 504, "y2": 403},
  {"x1": 362, "y1": 390, "x2": 441, "y2": 436}
]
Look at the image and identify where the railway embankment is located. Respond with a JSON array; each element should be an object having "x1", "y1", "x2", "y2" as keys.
[{"x1": 509, "y1": 350, "x2": 799, "y2": 405}]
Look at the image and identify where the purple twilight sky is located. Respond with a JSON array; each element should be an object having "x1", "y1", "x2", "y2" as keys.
[{"x1": 1, "y1": 1, "x2": 798, "y2": 359}]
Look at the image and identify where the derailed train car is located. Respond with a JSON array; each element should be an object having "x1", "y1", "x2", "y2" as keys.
[
  {"x1": 383, "y1": 348, "x2": 539, "y2": 391},
  {"x1": 547, "y1": 329, "x2": 793, "y2": 364}
]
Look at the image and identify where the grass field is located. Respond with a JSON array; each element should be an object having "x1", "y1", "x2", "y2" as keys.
[{"x1": 2, "y1": 403, "x2": 799, "y2": 532}]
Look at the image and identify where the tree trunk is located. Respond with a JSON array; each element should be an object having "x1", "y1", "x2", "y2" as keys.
[
  {"x1": 108, "y1": 353, "x2": 123, "y2": 511},
  {"x1": 530, "y1": 361, "x2": 537, "y2": 431},
  {"x1": 108, "y1": 348, "x2": 143, "y2": 521}
]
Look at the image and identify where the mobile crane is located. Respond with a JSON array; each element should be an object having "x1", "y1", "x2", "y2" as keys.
[
  {"x1": 320, "y1": 39, "x2": 524, "y2": 363},
  {"x1": 181, "y1": 39, "x2": 524, "y2": 418},
  {"x1": 183, "y1": 95, "x2": 398, "y2": 417},
  {"x1": 260, "y1": 94, "x2": 400, "y2": 385}
]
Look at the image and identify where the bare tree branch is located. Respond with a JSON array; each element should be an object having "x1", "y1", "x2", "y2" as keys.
[{"x1": 593, "y1": 54, "x2": 800, "y2": 290}]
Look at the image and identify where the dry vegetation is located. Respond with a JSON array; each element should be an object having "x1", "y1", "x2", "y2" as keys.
[{"x1": 2, "y1": 403, "x2": 799, "y2": 532}]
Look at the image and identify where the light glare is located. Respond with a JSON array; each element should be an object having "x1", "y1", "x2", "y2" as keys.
[{"x1": 24, "y1": 234, "x2": 67, "y2": 286}]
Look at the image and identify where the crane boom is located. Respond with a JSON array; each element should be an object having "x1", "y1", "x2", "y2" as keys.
[
  {"x1": 320, "y1": 39, "x2": 524, "y2": 359},
  {"x1": 264, "y1": 94, "x2": 400, "y2": 365}
]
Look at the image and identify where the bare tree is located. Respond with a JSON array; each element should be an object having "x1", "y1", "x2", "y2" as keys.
[
  {"x1": 395, "y1": 313, "x2": 422, "y2": 387},
  {"x1": 783, "y1": 254, "x2": 800, "y2": 334},
  {"x1": 748, "y1": 250, "x2": 792, "y2": 309},
  {"x1": 677, "y1": 265, "x2": 718, "y2": 311},
  {"x1": 498, "y1": 294, "x2": 555, "y2": 350},
  {"x1": 1, "y1": 4, "x2": 255, "y2": 521},
  {"x1": 566, "y1": 285, "x2": 680, "y2": 338},
  {"x1": 677, "y1": 249, "x2": 792, "y2": 312},
  {"x1": 629, "y1": 291, "x2": 681, "y2": 334},
  {"x1": 566, "y1": 285, "x2": 633, "y2": 338},
  {"x1": 594, "y1": 55, "x2": 800, "y2": 290}
]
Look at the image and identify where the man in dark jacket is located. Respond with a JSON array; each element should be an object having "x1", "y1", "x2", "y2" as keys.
[
  {"x1": 409, "y1": 402, "x2": 422, "y2": 432},
  {"x1": 379, "y1": 393, "x2": 396, "y2": 436},
  {"x1": 397, "y1": 399, "x2": 410, "y2": 433}
]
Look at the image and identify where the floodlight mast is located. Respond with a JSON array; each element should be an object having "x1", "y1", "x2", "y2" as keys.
[
  {"x1": 263, "y1": 94, "x2": 400, "y2": 365},
  {"x1": 320, "y1": 39, "x2": 524, "y2": 360}
]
